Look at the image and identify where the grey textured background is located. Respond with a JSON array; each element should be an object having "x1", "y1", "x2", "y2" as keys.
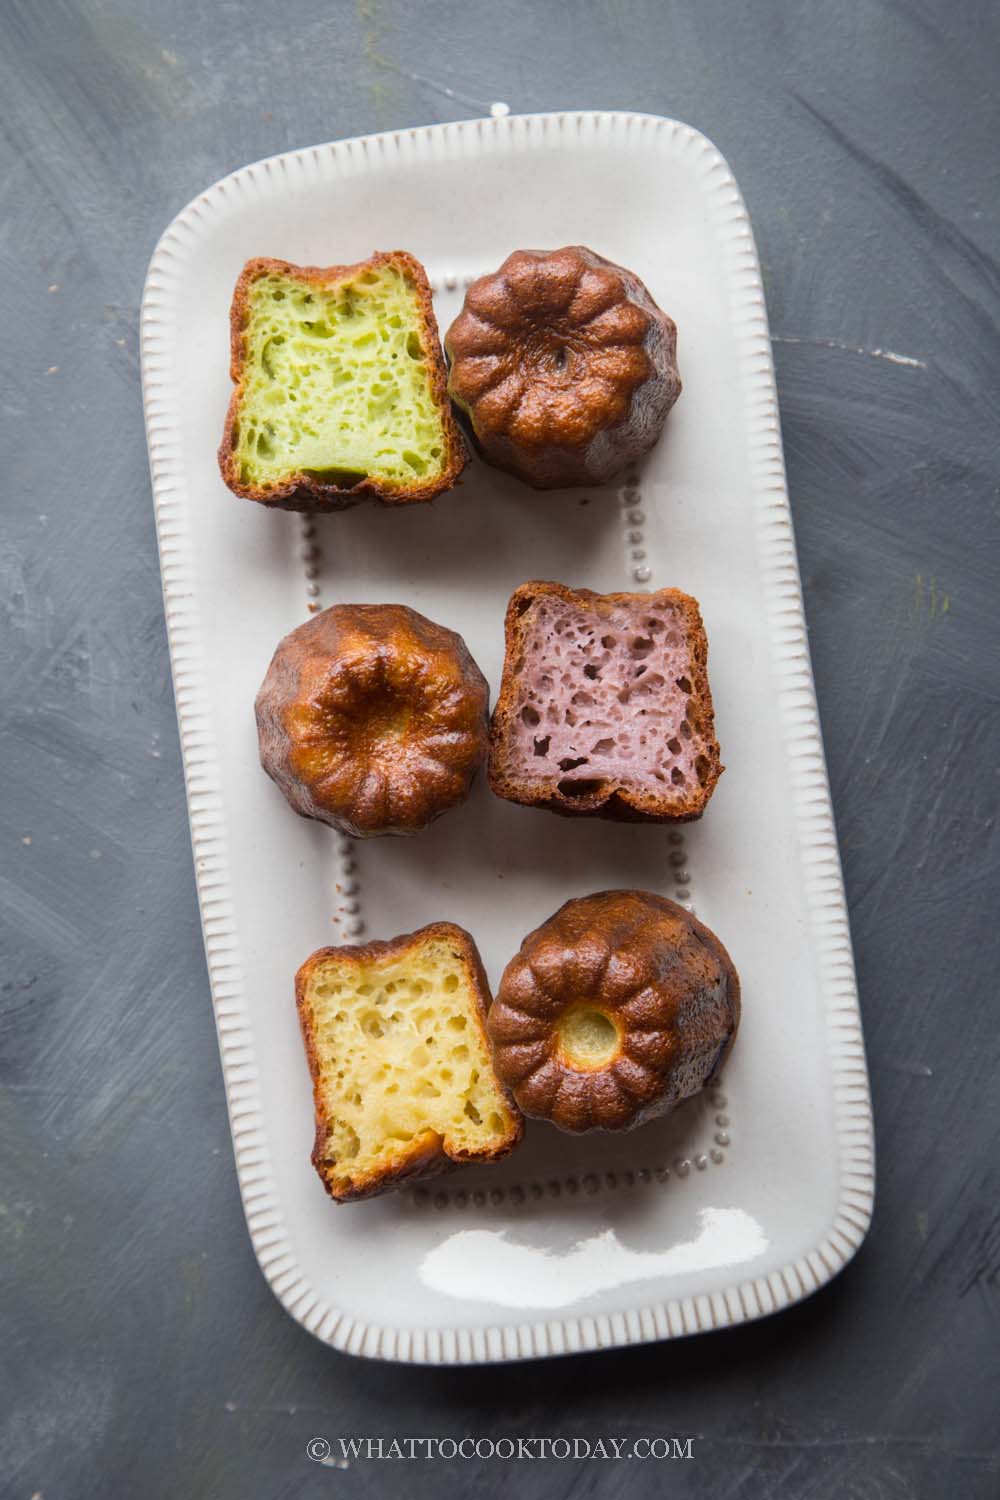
[{"x1": 2, "y1": 1, "x2": 998, "y2": 1496}]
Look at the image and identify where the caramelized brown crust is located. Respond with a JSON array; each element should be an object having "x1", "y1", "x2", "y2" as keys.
[
  {"x1": 488, "y1": 581, "x2": 723, "y2": 822},
  {"x1": 297, "y1": 923, "x2": 523, "y2": 1202},
  {"x1": 219, "y1": 252, "x2": 467, "y2": 510},
  {"x1": 445, "y1": 246, "x2": 680, "y2": 489},
  {"x1": 256, "y1": 604, "x2": 489, "y2": 837},
  {"x1": 488, "y1": 892, "x2": 740, "y2": 1133}
]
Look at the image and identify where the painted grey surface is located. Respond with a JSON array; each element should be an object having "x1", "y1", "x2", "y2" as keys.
[{"x1": 1, "y1": 0, "x2": 997, "y2": 1495}]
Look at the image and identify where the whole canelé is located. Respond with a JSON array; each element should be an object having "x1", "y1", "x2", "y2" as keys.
[
  {"x1": 255, "y1": 603, "x2": 490, "y2": 837},
  {"x1": 445, "y1": 246, "x2": 681, "y2": 489},
  {"x1": 488, "y1": 890, "x2": 740, "y2": 1132}
]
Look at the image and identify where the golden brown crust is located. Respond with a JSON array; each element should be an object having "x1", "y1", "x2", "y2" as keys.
[
  {"x1": 296, "y1": 923, "x2": 524, "y2": 1202},
  {"x1": 445, "y1": 246, "x2": 680, "y2": 489},
  {"x1": 219, "y1": 252, "x2": 467, "y2": 511},
  {"x1": 488, "y1": 580, "x2": 723, "y2": 822},
  {"x1": 256, "y1": 603, "x2": 489, "y2": 837},
  {"x1": 488, "y1": 891, "x2": 740, "y2": 1134}
]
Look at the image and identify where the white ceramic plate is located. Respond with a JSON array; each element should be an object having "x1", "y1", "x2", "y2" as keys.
[{"x1": 141, "y1": 111, "x2": 874, "y2": 1363}]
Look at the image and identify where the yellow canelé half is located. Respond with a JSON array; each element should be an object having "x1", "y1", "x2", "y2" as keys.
[{"x1": 296, "y1": 924, "x2": 522, "y2": 1201}]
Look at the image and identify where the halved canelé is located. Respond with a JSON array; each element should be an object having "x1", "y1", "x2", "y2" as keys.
[
  {"x1": 219, "y1": 252, "x2": 466, "y2": 510},
  {"x1": 488, "y1": 581, "x2": 723, "y2": 821},
  {"x1": 297, "y1": 923, "x2": 523, "y2": 1202}
]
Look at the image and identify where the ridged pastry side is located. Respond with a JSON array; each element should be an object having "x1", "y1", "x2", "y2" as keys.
[
  {"x1": 255, "y1": 603, "x2": 490, "y2": 838},
  {"x1": 488, "y1": 890, "x2": 740, "y2": 1133}
]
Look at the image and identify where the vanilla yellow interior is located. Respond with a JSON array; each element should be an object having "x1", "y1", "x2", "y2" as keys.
[
  {"x1": 305, "y1": 936, "x2": 514, "y2": 1191},
  {"x1": 557, "y1": 1007, "x2": 621, "y2": 1069},
  {"x1": 232, "y1": 264, "x2": 449, "y2": 490}
]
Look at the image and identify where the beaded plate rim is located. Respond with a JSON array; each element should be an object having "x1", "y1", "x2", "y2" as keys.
[{"x1": 140, "y1": 110, "x2": 874, "y2": 1364}]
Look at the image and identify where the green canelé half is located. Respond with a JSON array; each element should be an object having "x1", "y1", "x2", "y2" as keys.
[{"x1": 231, "y1": 262, "x2": 452, "y2": 494}]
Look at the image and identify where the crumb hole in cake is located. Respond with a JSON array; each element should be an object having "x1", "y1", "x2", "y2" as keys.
[
  {"x1": 558, "y1": 756, "x2": 588, "y2": 772},
  {"x1": 671, "y1": 767, "x2": 685, "y2": 785},
  {"x1": 533, "y1": 735, "x2": 550, "y2": 756},
  {"x1": 695, "y1": 753, "x2": 711, "y2": 785},
  {"x1": 676, "y1": 676, "x2": 692, "y2": 694},
  {"x1": 557, "y1": 777, "x2": 605, "y2": 798},
  {"x1": 667, "y1": 737, "x2": 682, "y2": 754},
  {"x1": 520, "y1": 705, "x2": 540, "y2": 727},
  {"x1": 464, "y1": 1100, "x2": 482, "y2": 1124},
  {"x1": 591, "y1": 738, "x2": 616, "y2": 755},
  {"x1": 631, "y1": 636, "x2": 654, "y2": 656},
  {"x1": 583, "y1": 663, "x2": 600, "y2": 680},
  {"x1": 331, "y1": 1122, "x2": 360, "y2": 1160},
  {"x1": 601, "y1": 635, "x2": 616, "y2": 649},
  {"x1": 557, "y1": 1008, "x2": 620, "y2": 1070}
]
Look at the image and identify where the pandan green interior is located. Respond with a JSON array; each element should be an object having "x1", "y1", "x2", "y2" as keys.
[{"x1": 232, "y1": 265, "x2": 449, "y2": 490}]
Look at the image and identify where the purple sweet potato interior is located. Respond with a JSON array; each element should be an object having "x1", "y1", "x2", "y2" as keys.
[{"x1": 501, "y1": 595, "x2": 707, "y2": 800}]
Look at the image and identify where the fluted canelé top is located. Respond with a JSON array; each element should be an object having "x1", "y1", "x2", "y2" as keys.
[
  {"x1": 487, "y1": 890, "x2": 739, "y2": 1132},
  {"x1": 255, "y1": 604, "x2": 489, "y2": 838},
  {"x1": 445, "y1": 246, "x2": 681, "y2": 489}
]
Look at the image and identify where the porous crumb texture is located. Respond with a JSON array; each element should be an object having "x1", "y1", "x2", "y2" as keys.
[
  {"x1": 297, "y1": 927, "x2": 521, "y2": 1201},
  {"x1": 490, "y1": 583, "x2": 722, "y2": 820},
  {"x1": 223, "y1": 255, "x2": 461, "y2": 502}
]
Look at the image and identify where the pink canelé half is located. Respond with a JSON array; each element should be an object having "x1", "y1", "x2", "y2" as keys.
[{"x1": 489, "y1": 584, "x2": 722, "y2": 820}]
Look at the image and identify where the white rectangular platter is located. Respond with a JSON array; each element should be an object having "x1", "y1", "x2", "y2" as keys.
[{"x1": 141, "y1": 111, "x2": 874, "y2": 1363}]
